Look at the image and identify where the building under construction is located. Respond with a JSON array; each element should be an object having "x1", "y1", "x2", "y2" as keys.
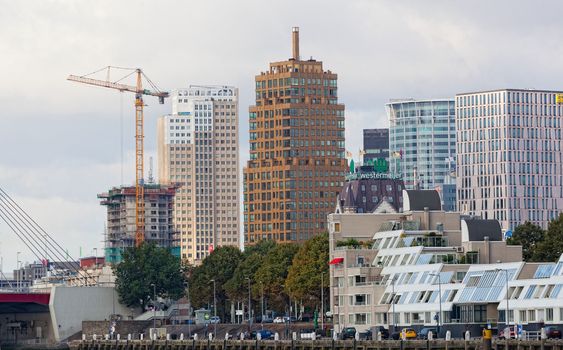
[{"x1": 98, "y1": 184, "x2": 179, "y2": 263}]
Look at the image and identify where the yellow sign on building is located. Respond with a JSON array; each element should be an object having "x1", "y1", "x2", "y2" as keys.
[{"x1": 556, "y1": 94, "x2": 563, "y2": 104}]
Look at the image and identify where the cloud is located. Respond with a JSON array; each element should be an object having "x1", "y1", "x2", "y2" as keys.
[{"x1": 2, "y1": 0, "x2": 563, "y2": 269}]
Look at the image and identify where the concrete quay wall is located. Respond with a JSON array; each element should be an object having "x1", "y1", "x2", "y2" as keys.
[{"x1": 68, "y1": 339, "x2": 563, "y2": 350}]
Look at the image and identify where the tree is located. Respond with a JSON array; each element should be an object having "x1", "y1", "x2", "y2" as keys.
[
  {"x1": 533, "y1": 214, "x2": 563, "y2": 262},
  {"x1": 336, "y1": 238, "x2": 361, "y2": 248},
  {"x1": 187, "y1": 246, "x2": 243, "y2": 320},
  {"x1": 113, "y1": 243, "x2": 185, "y2": 309},
  {"x1": 285, "y1": 233, "x2": 329, "y2": 308},
  {"x1": 224, "y1": 240, "x2": 276, "y2": 304},
  {"x1": 507, "y1": 221, "x2": 545, "y2": 261},
  {"x1": 254, "y1": 243, "x2": 299, "y2": 313}
]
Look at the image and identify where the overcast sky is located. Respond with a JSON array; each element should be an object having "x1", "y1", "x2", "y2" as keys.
[{"x1": 1, "y1": 0, "x2": 563, "y2": 271}]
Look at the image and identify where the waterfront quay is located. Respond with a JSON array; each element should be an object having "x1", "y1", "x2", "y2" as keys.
[{"x1": 68, "y1": 339, "x2": 563, "y2": 350}]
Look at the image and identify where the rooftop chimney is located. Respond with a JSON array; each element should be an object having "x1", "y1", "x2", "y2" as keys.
[{"x1": 292, "y1": 27, "x2": 300, "y2": 60}]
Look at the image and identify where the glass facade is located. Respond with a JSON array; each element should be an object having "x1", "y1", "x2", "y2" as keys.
[
  {"x1": 387, "y1": 99, "x2": 456, "y2": 189},
  {"x1": 456, "y1": 89, "x2": 563, "y2": 230}
]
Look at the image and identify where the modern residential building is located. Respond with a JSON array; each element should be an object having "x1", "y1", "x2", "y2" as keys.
[
  {"x1": 335, "y1": 163, "x2": 405, "y2": 214},
  {"x1": 98, "y1": 184, "x2": 178, "y2": 264},
  {"x1": 243, "y1": 27, "x2": 346, "y2": 244},
  {"x1": 456, "y1": 89, "x2": 563, "y2": 230},
  {"x1": 387, "y1": 99, "x2": 456, "y2": 190},
  {"x1": 363, "y1": 128, "x2": 389, "y2": 163},
  {"x1": 157, "y1": 86, "x2": 240, "y2": 263},
  {"x1": 328, "y1": 190, "x2": 563, "y2": 336}
]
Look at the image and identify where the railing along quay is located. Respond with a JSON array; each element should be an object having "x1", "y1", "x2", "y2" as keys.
[{"x1": 68, "y1": 339, "x2": 563, "y2": 350}]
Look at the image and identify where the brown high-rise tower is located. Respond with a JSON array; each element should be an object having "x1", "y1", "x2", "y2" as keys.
[{"x1": 243, "y1": 27, "x2": 346, "y2": 244}]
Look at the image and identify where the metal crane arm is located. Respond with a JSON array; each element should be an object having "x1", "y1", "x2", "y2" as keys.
[{"x1": 67, "y1": 75, "x2": 169, "y2": 100}]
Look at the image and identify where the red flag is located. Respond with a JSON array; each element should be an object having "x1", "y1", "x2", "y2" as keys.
[{"x1": 329, "y1": 257, "x2": 344, "y2": 265}]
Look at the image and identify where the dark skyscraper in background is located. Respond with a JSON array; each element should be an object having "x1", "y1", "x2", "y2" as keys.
[{"x1": 363, "y1": 128, "x2": 389, "y2": 163}]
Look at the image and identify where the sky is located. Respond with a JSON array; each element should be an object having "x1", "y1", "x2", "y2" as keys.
[{"x1": 1, "y1": 0, "x2": 563, "y2": 271}]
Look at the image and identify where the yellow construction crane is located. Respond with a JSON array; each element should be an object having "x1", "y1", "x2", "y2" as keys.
[{"x1": 68, "y1": 66, "x2": 169, "y2": 247}]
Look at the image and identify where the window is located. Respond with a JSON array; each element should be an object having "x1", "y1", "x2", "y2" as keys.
[
  {"x1": 355, "y1": 313, "x2": 368, "y2": 325},
  {"x1": 474, "y1": 305, "x2": 487, "y2": 323},
  {"x1": 511, "y1": 286, "x2": 524, "y2": 299},
  {"x1": 334, "y1": 223, "x2": 341, "y2": 232},
  {"x1": 524, "y1": 285, "x2": 537, "y2": 299},
  {"x1": 519, "y1": 310, "x2": 527, "y2": 322},
  {"x1": 528, "y1": 310, "x2": 536, "y2": 322},
  {"x1": 546, "y1": 308, "x2": 554, "y2": 322}
]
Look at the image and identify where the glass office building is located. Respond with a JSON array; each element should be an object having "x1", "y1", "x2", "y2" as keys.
[
  {"x1": 387, "y1": 99, "x2": 456, "y2": 190},
  {"x1": 456, "y1": 89, "x2": 563, "y2": 230}
]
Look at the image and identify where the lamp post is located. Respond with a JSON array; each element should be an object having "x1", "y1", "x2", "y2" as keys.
[
  {"x1": 321, "y1": 272, "x2": 325, "y2": 331},
  {"x1": 150, "y1": 283, "x2": 156, "y2": 337},
  {"x1": 429, "y1": 273, "x2": 442, "y2": 335},
  {"x1": 496, "y1": 268, "x2": 510, "y2": 330},
  {"x1": 246, "y1": 277, "x2": 252, "y2": 331},
  {"x1": 391, "y1": 276, "x2": 397, "y2": 333},
  {"x1": 185, "y1": 281, "x2": 192, "y2": 338},
  {"x1": 260, "y1": 282, "x2": 264, "y2": 326},
  {"x1": 210, "y1": 279, "x2": 217, "y2": 338},
  {"x1": 16, "y1": 251, "x2": 21, "y2": 292}
]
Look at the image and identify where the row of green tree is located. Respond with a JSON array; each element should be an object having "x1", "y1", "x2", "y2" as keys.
[
  {"x1": 113, "y1": 233, "x2": 329, "y2": 322},
  {"x1": 507, "y1": 213, "x2": 563, "y2": 262},
  {"x1": 187, "y1": 233, "x2": 329, "y2": 321}
]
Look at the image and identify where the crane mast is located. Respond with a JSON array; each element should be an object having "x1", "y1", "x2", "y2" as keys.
[
  {"x1": 68, "y1": 67, "x2": 168, "y2": 248},
  {"x1": 134, "y1": 70, "x2": 145, "y2": 247}
]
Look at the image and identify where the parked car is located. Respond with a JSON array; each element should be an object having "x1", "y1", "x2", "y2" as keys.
[
  {"x1": 401, "y1": 328, "x2": 417, "y2": 339},
  {"x1": 359, "y1": 329, "x2": 372, "y2": 340},
  {"x1": 545, "y1": 326, "x2": 562, "y2": 339},
  {"x1": 299, "y1": 313, "x2": 313, "y2": 322},
  {"x1": 273, "y1": 316, "x2": 285, "y2": 324},
  {"x1": 300, "y1": 329, "x2": 317, "y2": 339},
  {"x1": 498, "y1": 327, "x2": 516, "y2": 340},
  {"x1": 261, "y1": 316, "x2": 274, "y2": 323},
  {"x1": 371, "y1": 326, "x2": 389, "y2": 340},
  {"x1": 390, "y1": 332, "x2": 401, "y2": 340},
  {"x1": 250, "y1": 329, "x2": 275, "y2": 340},
  {"x1": 340, "y1": 327, "x2": 357, "y2": 340},
  {"x1": 235, "y1": 331, "x2": 250, "y2": 340},
  {"x1": 208, "y1": 316, "x2": 220, "y2": 324},
  {"x1": 418, "y1": 328, "x2": 438, "y2": 339}
]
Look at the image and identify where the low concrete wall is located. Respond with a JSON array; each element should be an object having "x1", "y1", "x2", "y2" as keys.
[{"x1": 82, "y1": 320, "x2": 152, "y2": 338}]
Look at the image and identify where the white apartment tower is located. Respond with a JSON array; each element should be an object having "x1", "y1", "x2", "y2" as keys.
[
  {"x1": 456, "y1": 89, "x2": 563, "y2": 231},
  {"x1": 158, "y1": 86, "x2": 239, "y2": 263}
]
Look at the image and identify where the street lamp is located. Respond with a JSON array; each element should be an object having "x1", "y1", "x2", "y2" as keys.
[
  {"x1": 391, "y1": 276, "x2": 397, "y2": 333},
  {"x1": 495, "y1": 268, "x2": 510, "y2": 330},
  {"x1": 429, "y1": 273, "x2": 443, "y2": 335},
  {"x1": 210, "y1": 279, "x2": 217, "y2": 338},
  {"x1": 246, "y1": 277, "x2": 252, "y2": 331},
  {"x1": 150, "y1": 283, "x2": 156, "y2": 337},
  {"x1": 260, "y1": 282, "x2": 264, "y2": 327},
  {"x1": 321, "y1": 271, "x2": 325, "y2": 331},
  {"x1": 16, "y1": 251, "x2": 21, "y2": 292},
  {"x1": 185, "y1": 281, "x2": 192, "y2": 338}
]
